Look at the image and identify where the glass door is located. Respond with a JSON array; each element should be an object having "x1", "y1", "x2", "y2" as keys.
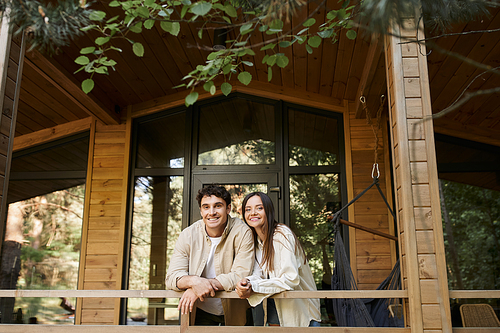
[{"x1": 191, "y1": 173, "x2": 280, "y2": 223}]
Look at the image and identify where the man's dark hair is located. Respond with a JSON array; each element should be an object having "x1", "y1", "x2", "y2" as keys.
[{"x1": 196, "y1": 184, "x2": 231, "y2": 207}]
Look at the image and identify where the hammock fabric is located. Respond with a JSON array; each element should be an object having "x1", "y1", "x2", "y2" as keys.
[{"x1": 329, "y1": 176, "x2": 403, "y2": 327}]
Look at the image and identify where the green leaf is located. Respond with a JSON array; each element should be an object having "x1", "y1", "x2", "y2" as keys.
[
  {"x1": 303, "y1": 18, "x2": 316, "y2": 27},
  {"x1": 276, "y1": 55, "x2": 289, "y2": 68},
  {"x1": 203, "y1": 81, "x2": 214, "y2": 92},
  {"x1": 262, "y1": 54, "x2": 269, "y2": 64},
  {"x1": 144, "y1": 19, "x2": 155, "y2": 29},
  {"x1": 185, "y1": 91, "x2": 199, "y2": 106},
  {"x1": 210, "y1": 85, "x2": 216, "y2": 95},
  {"x1": 259, "y1": 25, "x2": 268, "y2": 32},
  {"x1": 308, "y1": 35, "x2": 322, "y2": 48},
  {"x1": 80, "y1": 47, "x2": 95, "y2": 54},
  {"x1": 238, "y1": 72, "x2": 252, "y2": 85},
  {"x1": 235, "y1": 41, "x2": 248, "y2": 47},
  {"x1": 327, "y1": 10, "x2": 337, "y2": 20},
  {"x1": 181, "y1": 5, "x2": 189, "y2": 18},
  {"x1": 241, "y1": 61, "x2": 253, "y2": 67},
  {"x1": 267, "y1": 67, "x2": 272, "y2": 82},
  {"x1": 306, "y1": 44, "x2": 313, "y2": 54},
  {"x1": 222, "y1": 63, "x2": 232, "y2": 75},
  {"x1": 144, "y1": 0, "x2": 154, "y2": 6},
  {"x1": 82, "y1": 79, "x2": 94, "y2": 94},
  {"x1": 133, "y1": 42, "x2": 145, "y2": 57},
  {"x1": 266, "y1": 54, "x2": 277, "y2": 66},
  {"x1": 297, "y1": 28, "x2": 308, "y2": 35},
  {"x1": 318, "y1": 29, "x2": 333, "y2": 38},
  {"x1": 221, "y1": 82, "x2": 232, "y2": 96},
  {"x1": 245, "y1": 49, "x2": 255, "y2": 56},
  {"x1": 95, "y1": 37, "x2": 110, "y2": 45},
  {"x1": 346, "y1": 29, "x2": 357, "y2": 40},
  {"x1": 269, "y1": 19, "x2": 283, "y2": 31},
  {"x1": 80, "y1": 24, "x2": 97, "y2": 32},
  {"x1": 198, "y1": 28, "x2": 203, "y2": 39},
  {"x1": 240, "y1": 23, "x2": 253, "y2": 35},
  {"x1": 109, "y1": 46, "x2": 122, "y2": 52},
  {"x1": 260, "y1": 43, "x2": 276, "y2": 51},
  {"x1": 224, "y1": 4, "x2": 237, "y2": 17},
  {"x1": 222, "y1": 16, "x2": 232, "y2": 24},
  {"x1": 129, "y1": 22, "x2": 143, "y2": 33},
  {"x1": 191, "y1": 1, "x2": 212, "y2": 16},
  {"x1": 160, "y1": 21, "x2": 180, "y2": 36},
  {"x1": 95, "y1": 67, "x2": 108, "y2": 74},
  {"x1": 136, "y1": 6, "x2": 149, "y2": 18},
  {"x1": 109, "y1": 1, "x2": 120, "y2": 7},
  {"x1": 89, "y1": 10, "x2": 106, "y2": 21},
  {"x1": 279, "y1": 41, "x2": 291, "y2": 48},
  {"x1": 75, "y1": 56, "x2": 90, "y2": 65},
  {"x1": 107, "y1": 15, "x2": 119, "y2": 23},
  {"x1": 297, "y1": 36, "x2": 306, "y2": 44}
]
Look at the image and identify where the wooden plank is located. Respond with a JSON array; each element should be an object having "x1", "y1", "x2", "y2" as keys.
[
  {"x1": 355, "y1": 34, "x2": 381, "y2": 117},
  {"x1": 92, "y1": 168, "x2": 124, "y2": 179},
  {"x1": 449, "y1": 290, "x2": 500, "y2": 298},
  {"x1": 89, "y1": 203, "x2": 122, "y2": 217},
  {"x1": 86, "y1": 241, "x2": 120, "y2": 255},
  {"x1": 13, "y1": 117, "x2": 92, "y2": 151},
  {"x1": 88, "y1": 216, "x2": 121, "y2": 230},
  {"x1": 416, "y1": 230, "x2": 435, "y2": 254},
  {"x1": 421, "y1": 304, "x2": 443, "y2": 330},
  {"x1": 85, "y1": 255, "x2": 119, "y2": 269},
  {"x1": 91, "y1": 179, "x2": 124, "y2": 191},
  {"x1": 412, "y1": 184, "x2": 431, "y2": 207},
  {"x1": 420, "y1": 279, "x2": 440, "y2": 303},
  {"x1": 356, "y1": 241, "x2": 391, "y2": 256},
  {"x1": 82, "y1": 297, "x2": 116, "y2": 307},
  {"x1": 82, "y1": 309, "x2": 116, "y2": 323},
  {"x1": 356, "y1": 255, "x2": 393, "y2": 270},
  {"x1": 93, "y1": 143, "x2": 126, "y2": 156},
  {"x1": 0, "y1": 289, "x2": 408, "y2": 299},
  {"x1": 83, "y1": 269, "x2": 118, "y2": 282},
  {"x1": 87, "y1": 229, "x2": 120, "y2": 241},
  {"x1": 90, "y1": 191, "x2": 124, "y2": 205},
  {"x1": 25, "y1": 50, "x2": 119, "y2": 125},
  {"x1": 0, "y1": 325, "x2": 411, "y2": 333},
  {"x1": 418, "y1": 254, "x2": 438, "y2": 279},
  {"x1": 93, "y1": 156, "x2": 126, "y2": 169}
]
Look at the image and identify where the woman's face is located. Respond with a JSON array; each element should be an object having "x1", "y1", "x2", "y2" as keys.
[{"x1": 244, "y1": 195, "x2": 268, "y2": 231}]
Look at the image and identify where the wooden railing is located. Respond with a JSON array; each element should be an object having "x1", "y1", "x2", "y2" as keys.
[{"x1": 0, "y1": 289, "x2": 498, "y2": 332}]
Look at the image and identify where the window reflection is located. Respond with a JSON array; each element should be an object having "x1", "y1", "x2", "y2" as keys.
[
  {"x1": 198, "y1": 98, "x2": 275, "y2": 165},
  {"x1": 289, "y1": 173, "x2": 341, "y2": 326},
  {"x1": 128, "y1": 176, "x2": 183, "y2": 325},
  {"x1": 289, "y1": 109, "x2": 339, "y2": 166},
  {"x1": 136, "y1": 112, "x2": 186, "y2": 169}
]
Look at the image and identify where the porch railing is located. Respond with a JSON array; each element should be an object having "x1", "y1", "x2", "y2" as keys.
[{"x1": 0, "y1": 289, "x2": 498, "y2": 333}]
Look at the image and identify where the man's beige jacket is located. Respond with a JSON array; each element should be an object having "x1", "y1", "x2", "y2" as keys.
[{"x1": 166, "y1": 215, "x2": 254, "y2": 325}]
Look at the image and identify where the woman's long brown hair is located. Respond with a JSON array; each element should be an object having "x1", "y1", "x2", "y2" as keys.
[{"x1": 242, "y1": 192, "x2": 306, "y2": 272}]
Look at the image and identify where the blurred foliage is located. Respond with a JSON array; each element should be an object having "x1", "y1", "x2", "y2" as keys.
[{"x1": 441, "y1": 180, "x2": 500, "y2": 290}]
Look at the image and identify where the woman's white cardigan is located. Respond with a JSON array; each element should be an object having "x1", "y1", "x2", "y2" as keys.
[{"x1": 246, "y1": 225, "x2": 321, "y2": 327}]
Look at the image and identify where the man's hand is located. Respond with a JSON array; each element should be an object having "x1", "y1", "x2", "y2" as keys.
[
  {"x1": 178, "y1": 289, "x2": 198, "y2": 315},
  {"x1": 235, "y1": 278, "x2": 252, "y2": 299},
  {"x1": 177, "y1": 275, "x2": 217, "y2": 301}
]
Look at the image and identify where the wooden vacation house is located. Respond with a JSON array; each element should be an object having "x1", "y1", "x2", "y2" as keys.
[{"x1": 0, "y1": 2, "x2": 498, "y2": 332}]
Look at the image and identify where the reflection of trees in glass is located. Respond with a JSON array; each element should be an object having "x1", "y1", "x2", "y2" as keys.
[
  {"x1": 289, "y1": 174, "x2": 340, "y2": 287},
  {"x1": 4, "y1": 185, "x2": 84, "y2": 324},
  {"x1": 129, "y1": 177, "x2": 183, "y2": 290},
  {"x1": 440, "y1": 180, "x2": 500, "y2": 291},
  {"x1": 289, "y1": 145, "x2": 337, "y2": 167},
  {"x1": 198, "y1": 140, "x2": 275, "y2": 165},
  {"x1": 224, "y1": 184, "x2": 268, "y2": 221}
]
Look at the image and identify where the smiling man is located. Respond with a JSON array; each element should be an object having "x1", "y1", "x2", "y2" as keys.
[{"x1": 165, "y1": 184, "x2": 254, "y2": 326}]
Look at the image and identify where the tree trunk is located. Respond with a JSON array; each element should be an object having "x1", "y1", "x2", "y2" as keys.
[
  {"x1": 439, "y1": 180, "x2": 463, "y2": 289},
  {"x1": 0, "y1": 202, "x2": 24, "y2": 323}
]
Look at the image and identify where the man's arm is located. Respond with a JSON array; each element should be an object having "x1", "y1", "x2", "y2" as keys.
[{"x1": 215, "y1": 226, "x2": 255, "y2": 290}]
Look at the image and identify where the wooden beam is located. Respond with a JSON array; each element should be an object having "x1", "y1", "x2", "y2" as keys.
[
  {"x1": 130, "y1": 82, "x2": 347, "y2": 119},
  {"x1": 13, "y1": 117, "x2": 92, "y2": 151},
  {"x1": 433, "y1": 118, "x2": 500, "y2": 147},
  {"x1": 0, "y1": 326, "x2": 411, "y2": 333},
  {"x1": 355, "y1": 34, "x2": 382, "y2": 119},
  {"x1": 24, "y1": 50, "x2": 120, "y2": 125}
]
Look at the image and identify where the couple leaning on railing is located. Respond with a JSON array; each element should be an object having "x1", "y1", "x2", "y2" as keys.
[{"x1": 165, "y1": 184, "x2": 320, "y2": 327}]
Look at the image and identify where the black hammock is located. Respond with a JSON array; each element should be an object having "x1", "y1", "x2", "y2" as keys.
[{"x1": 329, "y1": 175, "x2": 404, "y2": 327}]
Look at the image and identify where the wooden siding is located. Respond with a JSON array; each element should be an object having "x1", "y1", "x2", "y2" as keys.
[
  {"x1": 76, "y1": 119, "x2": 131, "y2": 325},
  {"x1": 385, "y1": 16, "x2": 452, "y2": 333},
  {"x1": 0, "y1": 18, "x2": 25, "y2": 251},
  {"x1": 346, "y1": 103, "x2": 396, "y2": 289}
]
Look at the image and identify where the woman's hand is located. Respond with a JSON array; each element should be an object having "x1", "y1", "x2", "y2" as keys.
[{"x1": 235, "y1": 278, "x2": 253, "y2": 299}]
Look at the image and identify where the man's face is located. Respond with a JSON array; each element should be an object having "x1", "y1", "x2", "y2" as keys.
[{"x1": 199, "y1": 195, "x2": 230, "y2": 237}]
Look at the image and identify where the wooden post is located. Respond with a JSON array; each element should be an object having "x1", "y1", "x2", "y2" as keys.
[{"x1": 384, "y1": 13, "x2": 452, "y2": 333}]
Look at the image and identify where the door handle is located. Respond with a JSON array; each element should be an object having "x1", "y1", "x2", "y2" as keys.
[{"x1": 269, "y1": 186, "x2": 281, "y2": 199}]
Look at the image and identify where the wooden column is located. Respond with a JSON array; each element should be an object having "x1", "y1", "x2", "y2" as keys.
[
  {"x1": 384, "y1": 15, "x2": 452, "y2": 333},
  {"x1": 76, "y1": 118, "x2": 131, "y2": 325},
  {"x1": 0, "y1": 13, "x2": 25, "y2": 251}
]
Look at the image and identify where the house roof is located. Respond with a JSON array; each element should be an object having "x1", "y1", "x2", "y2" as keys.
[{"x1": 11, "y1": 3, "x2": 500, "y2": 192}]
